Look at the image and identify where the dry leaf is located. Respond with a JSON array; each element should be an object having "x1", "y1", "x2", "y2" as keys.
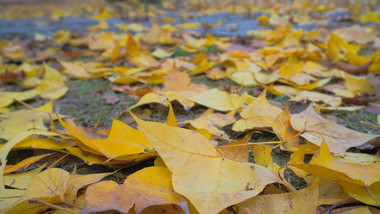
[
  {"x1": 233, "y1": 90, "x2": 282, "y2": 131},
  {"x1": 216, "y1": 133, "x2": 251, "y2": 162},
  {"x1": 59, "y1": 118, "x2": 155, "y2": 162},
  {"x1": 103, "y1": 92, "x2": 120, "y2": 105},
  {"x1": 237, "y1": 182, "x2": 318, "y2": 214},
  {"x1": 290, "y1": 104, "x2": 379, "y2": 154},
  {"x1": 273, "y1": 105, "x2": 301, "y2": 150},
  {"x1": 132, "y1": 114, "x2": 280, "y2": 214},
  {"x1": 290, "y1": 142, "x2": 380, "y2": 206},
  {"x1": 191, "y1": 88, "x2": 248, "y2": 112},
  {"x1": 83, "y1": 167, "x2": 189, "y2": 214}
]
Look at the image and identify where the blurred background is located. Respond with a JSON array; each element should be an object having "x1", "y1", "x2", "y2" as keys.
[{"x1": 0, "y1": 0, "x2": 379, "y2": 39}]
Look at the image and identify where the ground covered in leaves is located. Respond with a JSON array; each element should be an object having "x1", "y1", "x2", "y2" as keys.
[{"x1": 1, "y1": 0, "x2": 380, "y2": 213}]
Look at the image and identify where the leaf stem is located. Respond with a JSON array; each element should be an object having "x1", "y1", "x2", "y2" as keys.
[
  {"x1": 47, "y1": 153, "x2": 69, "y2": 169},
  {"x1": 365, "y1": 185, "x2": 380, "y2": 207},
  {"x1": 217, "y1": 141, "x2": 282, "y2": 148},
  {"x1": 28, "y1": 199, "x2": 80, "y2": 214}
]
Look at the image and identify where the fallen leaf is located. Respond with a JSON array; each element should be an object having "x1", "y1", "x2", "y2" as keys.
[
  {"x1": 4, "y1": 153, "x2": 52, "y2": 174},
  {"x1": 291, "y1": 90, "x2": 342, "y2": 108},
  {"x1": 191, "y1": 88, "x2": 248, "y2": 112},
  {"x1": 252, "y1": 145, "x2": 280, "y2": 173},
  {"x1": 233, "y1": 90, "x2": 282, "y2": 132},
  {"x1": 290, "y1": 104, "x2": 379, "y2": 154},
  {"x1": 360, "y1": 11, "x2": 380, "y2": 23},
  {"x1": 59, "y1": 118, "x2": 155, "y2": 162},
  {"x1": 0, "y1": 70, "x2": 25, "y2": 84},
  {"x1": 317, "y1": 178, "x2": 353, "y2": 206},
  {"x1": 183, "y1": 109, "x2": 235, "y2": 138},
  {"x1": 334, "y1": 59, "x2": 374, "y2": 75},
  {"x1": 206, "y1": 67, "x2": 226, "y2": 80},
  {"x1": 12, "y1": 138, "x2": 75, "y2": 152},
  {"x1": 216, "y1": 133, "x2": 251, "y2": 162},
  {"x1": 59, "y1": 60, "x2": 90, "y2": 79},
  {"x1": 103, "y1": 92, "x2": 120, "y2": 105},
  {"x1": 342, "y1": 96, "x2": 380, "y2": 105},
  {"x1": 0, "y1": 101, "x2": 56, "y2": 140},
  {"x1": 273, "y1": 105, "x2": 302, "y2": 151},
  {"x1": 132, "y1": 114, "x2": 280, "y2": 214},
  {"x1": 290, "y1": 142, "x2": 380, "y2": 206},
  {"x1": 82, "y1": 167, "x2": 189, "y2": 214},
  {"x1": 3, "y1": 168, "x2": 69, "y2": 212},
  {"x1": 237, "y1": 182, "x2": 318, "y2": 214},
  {"x1": 0, "y1": 130, "x2": 57, "y2": 164},
  {"x1": 131, "y1": 65, "x2": 207, "y2": 110},
  {"x1": 3, "y1": 165, "x2": 45, "y2": 190},
  {"x1": 34, "y1": 64, "x2": 68, "y2": 99},
  {"x1": 152, "y1": 48, "x2": 174, "y2": 59},
  {"x1": 166, "y1": 101, "x2": 178, "y2": 127},
  {"x1": 65, "y1": 171, "x2": 113, "y2": 204},
  {"x1": 0, "y1": 90, "x2": 38, "y2": 108}
]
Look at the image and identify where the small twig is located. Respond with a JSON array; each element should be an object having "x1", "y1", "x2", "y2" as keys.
[
  {"x1": 321, "y1": 201, "x2": 359, "y2": 214},
  {"x1": 212, "y1": 136, "x2": 236, "y2": 142},
  {"x1": 365, "y1": 185, "x2": 380, "y2": 207},
  {"x1": 0, "y1": 195, "x2": 22, "y2": 199},
  {"x1": 16, "y1": 100, "x2": 35, "y2": 110},
  {"x1": 47, "y1": 153, "x2": 69, "y2": 169},
  {"x1": 321, "y1": 201, "x2": 367, "y2": 214},
  {"x1": 217, "y1": 141, "x2": 282, "y2": 148},
  {"x1": 28, "y1": 199, "x2": 79, "y2": 214},
  {"x1": 362, "y1": 119, "x2": 380, "y2": 131}
]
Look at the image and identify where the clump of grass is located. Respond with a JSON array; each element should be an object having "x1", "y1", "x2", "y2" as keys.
[
  {"x1": 58, "y1": 79, "x2": 136, "y2": 128},
  {"x1": 327, "y1": 109, "x2": 379, "y2": 134}
]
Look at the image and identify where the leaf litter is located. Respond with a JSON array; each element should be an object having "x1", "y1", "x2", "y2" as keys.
[{"x1": 1, "y1": 0, "x2": 380, "y2": 213}]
